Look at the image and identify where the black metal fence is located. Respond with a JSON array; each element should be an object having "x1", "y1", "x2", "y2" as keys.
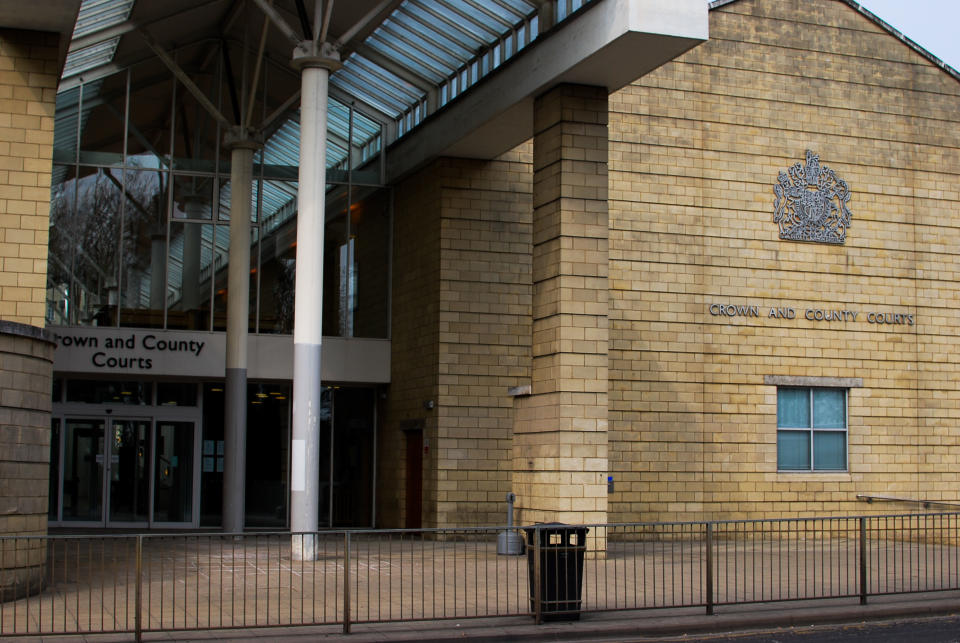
[{"x1": 1, "y1": 512, "x2": 959, "y2": 640}]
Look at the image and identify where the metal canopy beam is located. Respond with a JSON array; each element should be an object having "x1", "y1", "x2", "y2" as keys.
[
  {"x1": 251, "y1": 0, "x2": 302, "y2": 46},
  {"x1": 335, "y1": 0, "x2": 394, "y2": 48},
  {"x1": 139, "y1": 28, "x2": 232, "y2": 129},
  {"x1": 386, "y1": 0, "x2": 708, "y2": 182},
  {"x1": 328, "y1": 85, "x2": 393, "y2": 126}
]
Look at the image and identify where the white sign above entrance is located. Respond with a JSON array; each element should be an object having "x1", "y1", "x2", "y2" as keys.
[
  {"x1": 51, "y1": 328, "x2": 227, "y2": 377},
  {"x1": 49, "y1": 327, "x2": 391, "y2": 383}
]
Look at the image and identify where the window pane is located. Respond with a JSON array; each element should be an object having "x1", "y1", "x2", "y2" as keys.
[
  {"x1": 119, "y1": 168, "x2": 168, "y2": 328},
  {"x1": 66, "y1": 379, "x2": 151, "y2": 405},
  {"x1": 813, "y1": 389, "x2": 845, "y2": 428},
  {"x1": 777, "y1": 430, "x2": 811, "y2": 470},
  {"x1": 814, "y1": 431, "x2": 846, "y2": 470},
  {"x1": 352, "y1": 187, "x2": 391, "y2": 339},
  {"x1": 157, "y1": 382, "x2": 198, "y2": 406},
  {"x1": 168, "y1": 221, "x2": 214, "y2": 330},
  {"x1": 777, "y1": 388, "x2": 810, "y2": 428},
  {"x1": 48, "y1": 166, "x2": 124, "y2": 327}
]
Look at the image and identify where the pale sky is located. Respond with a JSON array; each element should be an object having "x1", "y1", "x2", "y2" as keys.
[{"x1": 859, "y1": 0, "x2": 960, "y2": 71}]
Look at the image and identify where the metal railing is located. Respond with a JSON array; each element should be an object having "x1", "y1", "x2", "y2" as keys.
[{"x1": 2, "y1": 512, "x2": 959, "y2": 640}]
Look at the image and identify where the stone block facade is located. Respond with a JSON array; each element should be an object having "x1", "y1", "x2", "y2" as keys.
[
  {"x1": 0, "y1": 322, "x2": 55, "y2": 598},
  {"x1": 607, "y1": 0, "x2": 960, "y2": 523},
  {"x1": 383, "y1": 0, "x2": 960, "y2": 528},
  {"x1": 0, "y1": 26, "x2": 59, "y2": 598},
  {"x1": 513, "y1": 84, "x2": 609, "y2": 534},
  {"x1": 0, "y1": 29, "x2": 58, "y2": 327},
  {"x1": 383, "y1": 151, "x2": 533, "y2": 528}
]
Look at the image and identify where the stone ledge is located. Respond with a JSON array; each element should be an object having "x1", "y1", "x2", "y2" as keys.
[
  {"x1": 0, "y1": 321, "x2": 56, "y2": 346},
  {"x1": 763, "y1": 375, "x2": 863, "y2": 388}
]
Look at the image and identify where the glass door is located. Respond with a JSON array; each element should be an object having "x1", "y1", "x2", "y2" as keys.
[
  {"x1": 107, "y1": 419, "x2": 151, "y2": 524},
  {"x1": 61, "y1": 417, "x2": 152, "y2": 526},
  {"x1": 153, "y1": 421, "x2": 195, "y2": 524},
  {"x1": 59, "y1": 417, "x2": 198, "y2": 527},
  {"x1": 317, "y1": 387, "x2": 377, "y2": 528},
  {"x1": 62, "y1": 418, "x2": 105, "y2": 522}
]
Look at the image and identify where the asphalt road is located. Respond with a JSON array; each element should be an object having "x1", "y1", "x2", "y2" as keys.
[{"x1": 626, "y1": 614, "x2": 960, "y2": 642}]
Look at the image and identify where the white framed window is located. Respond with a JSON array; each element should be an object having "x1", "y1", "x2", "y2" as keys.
[{"x1": 776, "y1": 387, "x2": 847, "y2": 471}]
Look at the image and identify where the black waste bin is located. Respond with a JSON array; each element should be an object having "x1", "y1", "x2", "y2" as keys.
[{"x1": 524, "y1": 523, "x2": 589, "y2": 621}]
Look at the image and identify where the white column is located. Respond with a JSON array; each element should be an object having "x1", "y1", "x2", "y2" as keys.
[
  {"x1": 290, "y1": 42, "x2": 340, "y2": 560},
  {"x1": 222, "y1": 127, "x2": 262, "y2": 534}
]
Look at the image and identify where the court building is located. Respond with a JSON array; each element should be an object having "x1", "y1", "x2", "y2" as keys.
[{"x1": 0, "y1": 0, "x2": 957, "y2": 548}]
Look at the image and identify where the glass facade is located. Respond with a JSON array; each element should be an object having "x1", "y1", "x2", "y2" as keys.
[
  {"x1": 48, "y1": 377, "x2": 377, "y2": 529},
  {"x1": 48, "y1": 57, "x2": 390, "y2": 338},
  {"x1": 49, "y1": 378, "x2": 363, "y2": 528}
]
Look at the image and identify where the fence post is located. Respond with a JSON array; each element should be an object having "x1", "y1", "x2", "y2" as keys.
[
  {"x1": 343, "y1": 532, "x2": 351, "y2": 634},
  {"x1": 533, "y1": 526, "x2": 542, "y2": 625},
  {"x1": 705, "y1": 523, "x2": 714, "y2": 615},
  {"x1": 859, "y1": 517, "x2": 868, "y2": 605},
  {"x1": 135, "y1": 535, "x2": 143, "y2": 643}
]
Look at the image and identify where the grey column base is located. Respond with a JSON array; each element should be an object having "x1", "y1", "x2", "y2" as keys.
[
  {"x1": 291, "y1": 342, "x2": 322, "y2": 560},
  {"x1": 223, "y1": 367, "x2": 247, "y2": 533}
]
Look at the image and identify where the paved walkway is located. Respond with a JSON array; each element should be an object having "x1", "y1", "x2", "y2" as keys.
[{"x1": 2, "y1": 525, "x2": 960, "y2": 642}]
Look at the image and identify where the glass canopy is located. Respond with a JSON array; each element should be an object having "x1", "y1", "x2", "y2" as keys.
[
  {"x1": 59, "y1": 0, "x2": 591, "y2": 163},
  {"x1": 48, "y1": 0, "x2": 589, "y2": 333}
]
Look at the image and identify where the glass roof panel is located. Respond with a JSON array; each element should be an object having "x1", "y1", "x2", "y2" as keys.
[
  {"x1": 64, "y1": 40, "x2": 120, "y2": 77},
  {"x1": 338, "y1": 0, "x2": 538, "y2": 129},
  {"x1": 359, "y1": 40, "x2": 446, "y2": 85},
  {"x1": 72, "y1": 0, "x2": 136, "y2": 38},
  {"x1": 64, "y1": 0, "x2": 136, "y2": 77},
  {"x1": 332, "y1": 65, "x2": 415, "y2": 117},
  {"x1": 58, "y1": 0, "x2": 555, "y2": 167},
  {"x1": 400, "y1": 3, "x2": 487, "y2": 52},
  {"x1": 456, "y1": 0, "x2": 517, "y2": 30},
  {"x1": 375, "y1": 22, "x2": 461, "y2": 73},
  {"x1": 348, "y1": 60, "x2": 424, "y2": 107},
  {"x1": 413, "y1": 0, "x2": 500, "y2": 42}
]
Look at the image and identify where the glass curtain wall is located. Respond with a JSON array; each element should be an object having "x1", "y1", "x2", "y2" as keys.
[{"x1": 48, "y1": 46, "x2": 390, "y2": 338}]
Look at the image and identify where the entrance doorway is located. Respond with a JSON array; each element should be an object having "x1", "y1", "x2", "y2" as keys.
[
  {"x1": 55, "y1": 417, "x2": 198, "y2": 527},
  {"x1": 317, "y1": 386, "x2": 377, "y2": 528}
]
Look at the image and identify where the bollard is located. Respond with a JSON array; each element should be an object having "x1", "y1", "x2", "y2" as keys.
[{"x1": 497, "y1": 492, "x2": 524, "y2": 555}]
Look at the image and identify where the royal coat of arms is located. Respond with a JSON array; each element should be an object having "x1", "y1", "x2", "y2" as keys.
[{"x1": 773, "y1": 150, "x2": 851, "y2": 244}]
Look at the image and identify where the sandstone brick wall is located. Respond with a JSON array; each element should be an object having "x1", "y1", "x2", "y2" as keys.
[
  {"x1": 385, "y1": 0, "x2": 960, "y2": 528},
  {"x1": 608, "y1": 0, "x2": 960, "y2": 522},
  {"x1": 513, "y1": 85, "x2": 609, "y2": 531},
  {"x1": 0, "y1": 29, "x2": 58, "y2": 327},
  {"x1": 0, "y1": 322, "x2": 55, "y2": 597},
  {"x1": 0, "y1": 26, "x2": 60, "y2": 594},
  {"x1": 380, "y1": 167, "x2": 443, "y2": 528},
  {"x1": 384, "y1": 151, "x2": 532, "y2": 528}
]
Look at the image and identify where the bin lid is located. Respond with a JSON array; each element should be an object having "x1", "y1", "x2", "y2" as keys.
[{"x1": 522, "y1": 522, "x2": 589, "y2": 545}]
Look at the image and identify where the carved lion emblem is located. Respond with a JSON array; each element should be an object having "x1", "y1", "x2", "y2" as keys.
[{"x1": 773, "y1": 150, "x2": 851, "y2": 244}]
